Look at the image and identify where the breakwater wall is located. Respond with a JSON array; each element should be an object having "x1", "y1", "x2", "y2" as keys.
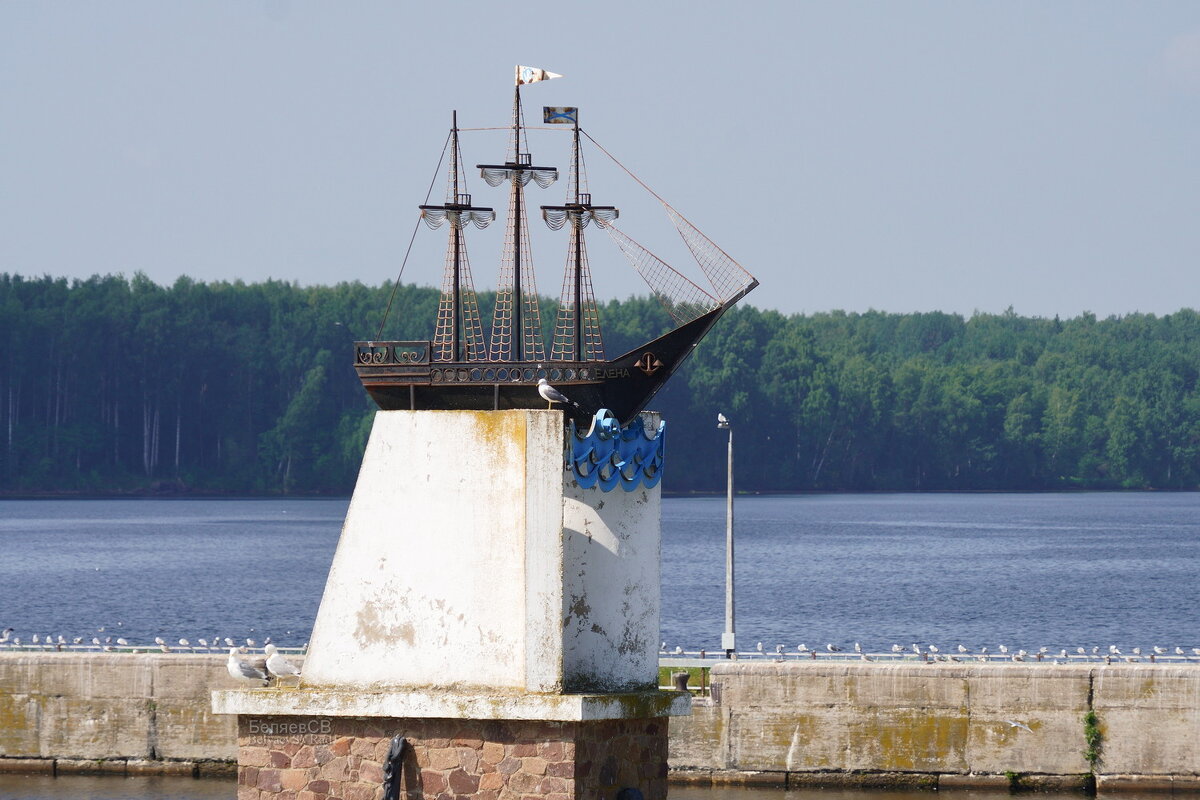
[
  {"x1": 671, "y1": 662, "x2": 1200, "y2": 792},
  {"x1": 2, "y1": 655, "x2": 1200, "y2": 790},
  {"x1": 0, "y1": 653, "x2": 239, "y2": 776}
]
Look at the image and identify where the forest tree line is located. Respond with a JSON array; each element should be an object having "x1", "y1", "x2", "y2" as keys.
[{"x1": 4, "y1": 272, "x2": 1200, "y2": 494}]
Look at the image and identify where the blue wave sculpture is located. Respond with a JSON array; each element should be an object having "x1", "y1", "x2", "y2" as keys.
[{"x1": 567, "y1": 409, "x2": 666, "y2": 492}]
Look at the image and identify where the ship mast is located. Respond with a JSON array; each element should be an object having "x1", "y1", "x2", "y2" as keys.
[
  {"x1": 542, "y1": 108, "x2": 616, "y2": 361},
  {"x1": 478, "y1": 82, "x2": 557, "y2": 362},
  {"x1": 420, "y1": 111, "x2": 493, "y2": 362}
]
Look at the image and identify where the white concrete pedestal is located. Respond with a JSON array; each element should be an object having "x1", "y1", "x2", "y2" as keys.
[
  {"x1": 214, "y1": 409, "x2": 686, "y2": 800},
  {"x1": 296, "y1": 408, "x2": 664, "y2": 694}
]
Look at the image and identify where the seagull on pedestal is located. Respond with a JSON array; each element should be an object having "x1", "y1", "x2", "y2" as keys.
[
  {"x1": 264, "y1": 644, "x2": 301, "y2": 684},
  {"x1": 227, "y1": 647, "x2": 269, "y2": 686},
  {"x1": 537, "y1": 378, "x2": 580, "y2": 411}
]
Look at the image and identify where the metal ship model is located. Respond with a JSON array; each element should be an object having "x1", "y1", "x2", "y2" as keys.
[{"x1": 355, "y1": 67, "x2": 758, "y2": 425}]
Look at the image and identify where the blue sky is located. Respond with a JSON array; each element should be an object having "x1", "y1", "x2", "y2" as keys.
[{"x1": 2, "y1": 1, "x2": 1199, "y2": 320}]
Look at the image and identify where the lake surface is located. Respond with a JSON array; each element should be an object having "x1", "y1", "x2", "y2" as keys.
[
  {"x1": 0, "y1": 776, "x2": 1173, "y2": 800},
  {"x1": 2, "y1": 493, "x2": 1199, "y2": 654}
]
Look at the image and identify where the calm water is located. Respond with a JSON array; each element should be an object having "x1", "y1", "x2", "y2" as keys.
[
  {"x1": 2, "y1": 493, "x2": 1199, "y2": 653},
  {"x1": 0, "y1": 776, "x2": 1172, "y2": 800}
]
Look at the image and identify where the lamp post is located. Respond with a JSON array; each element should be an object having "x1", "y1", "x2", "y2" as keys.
[{"x1": 718, "y1": 412, "x2": 735, "y2": 659}]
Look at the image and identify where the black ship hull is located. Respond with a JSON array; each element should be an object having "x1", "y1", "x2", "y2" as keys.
[{"x1": 357, "y1": 306, "x2": 725, "y2": 426}]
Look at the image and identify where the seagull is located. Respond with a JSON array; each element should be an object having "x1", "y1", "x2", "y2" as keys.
[
  {"x1": 853, "y1": 642, "x2": 862, "y2": 653},
  {"x1": 826, "y1": 643, "x2": 842, "y2": 652},
  {"x1": 928, "y1": 645, "x2": 939, "y2": 654},
  {"x1": 537, "y1": 378, "x2": 580, "y2": 410},
  {"x1": 264, "y1": 644, "x2": 301, "y2": 683},
  {"x1": 797, "y1": 644, "x2": 809, "y2": 653},
  {"x1": 1153, "y1": 646, "x2": 1166, "y2": 655},
  {"x1": 998, "y1": 645, "x2": 1008, "y2": 654},
  {"x1": 718, "y1": 412, "x2": 729, "y2": 425},
  {"x1": 957, "y1": 644, "x2": 968, "y2": 654},
  {"x1": 227, "y1": 647, "x2": 269, "y2": 686},
  {"x1": 891, "y1": 644, "x2": 903, "y2": 653}
]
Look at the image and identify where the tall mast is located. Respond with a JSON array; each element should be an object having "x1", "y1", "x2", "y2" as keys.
[
  {"x1": 511, "y1": 88, "x2": 524, "y2": 360},
  {"x1": 421, "y1": 111, "x2": 493, "y2": 362},
  {"x1": 479, "y1": 80, "x2": 558, "y2": 362},
  {"x1": 451, "y1": 111, "x2": 462, "y2": 359},
  {"x1": 572, "y1": 118, "x2": 582, "y2": 359},
  {"x1": 542, "y1": 107, "x2": 616, "y2": 362}
]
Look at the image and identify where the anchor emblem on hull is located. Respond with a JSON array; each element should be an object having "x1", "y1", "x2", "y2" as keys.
[{"x1": 635, "y1": 352, "x2": 663, "y2": 376}]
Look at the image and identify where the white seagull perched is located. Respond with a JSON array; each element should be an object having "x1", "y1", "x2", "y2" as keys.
[
  {"x1": 264, "y1": 644, "x2": 302, "y2": 683},
  {"x1": 227, "y1": 647, "x2": 268, "y2": 686},
  {"x1": 718, "y1": 412, "x2": 729, "y2": 425},
  {"x1": 537, "y1": 378, "x2": 579, "y2": 410}
]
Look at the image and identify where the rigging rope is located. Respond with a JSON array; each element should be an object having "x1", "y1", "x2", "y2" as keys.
[
  {"x1": 374, "y1": 130, "x2": 453, "y2": 341},
  {"x1": 580, "y1": 129, "x2": 756, "y2": 303}
]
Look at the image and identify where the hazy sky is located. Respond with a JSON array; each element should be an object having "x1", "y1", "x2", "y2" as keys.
[{"x1": 3, "y1": 2, "x2": 1199, "y2": 320}]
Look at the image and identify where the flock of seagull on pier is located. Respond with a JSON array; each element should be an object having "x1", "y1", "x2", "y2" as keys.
[
  {"x1": 660, "y1": 640, "x2": 1200, "y2": 665},
  {"x1": 0, "y1": 626, "x2": 303, "y2": 685}
]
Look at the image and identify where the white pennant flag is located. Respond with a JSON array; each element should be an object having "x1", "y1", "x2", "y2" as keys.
[{"x1": 516, "y1": 65, "x2": 563, "y2": 86}]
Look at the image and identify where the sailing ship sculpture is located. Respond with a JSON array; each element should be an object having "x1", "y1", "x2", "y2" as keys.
[{"x1": 355, "y1": 67, "x2": 758, "y2": 425}]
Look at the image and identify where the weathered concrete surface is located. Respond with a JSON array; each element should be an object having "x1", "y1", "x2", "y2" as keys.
[
  {"x1": 7, "y1": 654, "x2": 1200, "y2": 786},
  {"x1": 212, "y1": 686, "x2": 689, "y2": 721},
  {"x1": 302, "y1": 409, "x2": 562, "y2": 692},
  {"x1": 1093, "y1": 665, "x2": 1200, "y2": 776},
  {"x1": 0, "y1": 652, "x2": 279, "y2": 763},
  {"x1": 561, "y1": 460, "x2": 661, "y2": 693},
  {"x1": 300, "y1": 409, "x2": 663, "y2": 697},
  {"x1": 669, "y1": 661, "x2": 1200, "y2": 784}
]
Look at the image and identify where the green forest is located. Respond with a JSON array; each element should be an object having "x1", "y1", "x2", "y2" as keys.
[{"x1": 4, "y1": 272, "x2": 1200, "y2": 495}]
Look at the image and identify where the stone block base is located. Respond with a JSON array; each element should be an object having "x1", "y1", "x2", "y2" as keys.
[{"x1": 236, "y1": 715, "x2": 668, "y2": 800}]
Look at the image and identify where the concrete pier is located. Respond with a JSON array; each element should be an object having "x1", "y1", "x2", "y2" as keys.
[{"x1": 2, "y1": 655, "x2": 1200, "y2": 789}]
